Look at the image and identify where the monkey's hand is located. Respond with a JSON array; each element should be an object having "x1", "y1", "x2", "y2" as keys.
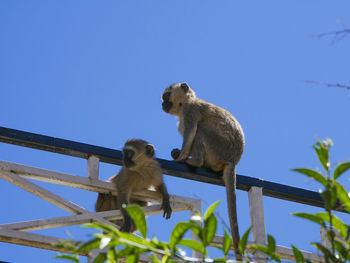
[
  {"x1": 171, "y1": 148, "x2": 181, "y2": 160},
  {"x1": 161, "y1": 200, "x2": 172, "y2": 219}
]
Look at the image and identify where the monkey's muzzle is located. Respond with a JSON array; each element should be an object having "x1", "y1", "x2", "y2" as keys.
[
  {"x1": 123, "y1": 149, "x2": 135, "y2": 168},
  {"x1": 123, "y1": 158, "x2": 135, "y2": 168},
  {"x1": 162, "y1": 101, "x2": 173, "y2": 113}
]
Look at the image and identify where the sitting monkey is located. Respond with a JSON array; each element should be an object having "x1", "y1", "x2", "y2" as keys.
[
  {"x1": 95, "y1": 139, "x2": 172, "y2": 232},
  {"x1": 162, "y1": 83, "x2": 245, "y2": 260}
]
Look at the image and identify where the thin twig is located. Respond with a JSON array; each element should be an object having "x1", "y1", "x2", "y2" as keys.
[
  {"x1": 304, "y1": 80, "x2": 350, "y2": 90},
  {"x1": 315, "y1": 28, "x2": 350, "y2": 44}
]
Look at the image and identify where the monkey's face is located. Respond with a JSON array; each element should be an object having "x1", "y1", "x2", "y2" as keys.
[
  {"x1": 161, "y1": 89, "x2": 173, "y2": 113},
  {"x1": 122, "y1": 147, "x2": 136, "y2": 168},
  {"x1": 162, "y1": 83, "x2": 195, "y2": 116},
  {"x1": 123, "y1": 139, "x2": 155, "y2": 169}
]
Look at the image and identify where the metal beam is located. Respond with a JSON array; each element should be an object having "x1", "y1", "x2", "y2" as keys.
[
  {"x1": 0, "y1": 228, "x2": 88, "y2": 256},
  {"x1": 0, "y1": 203, "x2": 190, "y2": 231},
  {"x1": 0, "y1": 126, "x2": 344, "y2": 212}
]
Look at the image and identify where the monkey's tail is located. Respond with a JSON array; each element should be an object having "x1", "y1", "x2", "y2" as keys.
[{"x1": 223, "y1": 163, "x2": 242, "y2": 261}]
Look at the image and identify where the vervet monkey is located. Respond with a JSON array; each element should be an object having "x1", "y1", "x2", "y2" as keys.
[
  {"x1": 95, "y1": 139, "x2": 172, "y2": 232},
  {"x1": 162, "y1": 83, "x2": 244, "y2": 259}
]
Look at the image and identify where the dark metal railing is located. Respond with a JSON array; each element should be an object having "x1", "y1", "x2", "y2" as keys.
[{"x1": 0, "y1": 126, "x2": 344, "y2": 212}]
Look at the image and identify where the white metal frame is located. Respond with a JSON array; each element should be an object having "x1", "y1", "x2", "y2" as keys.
[
  {"x1": 0, "y1": 160, "x2": 200, "y2": 261},
  {"x1": 0, "y1": 160, "x2": 325, "y2": 262}
]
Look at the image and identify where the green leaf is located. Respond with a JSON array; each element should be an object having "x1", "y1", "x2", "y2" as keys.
[
  {"x1": 150, "y1": 254, "x2": 161, "y2": 263},
  {"x1": 107, "y1": 248, "x2": 117, "y2": 263},
  {"x1": 316, "y1": 212, "x2": 348, "y2": 238},
  {"x1": 203, "y1": 214, "x2": 217, "y2": 246},
  {"x1": 93, "y1": 253, "x2": 107, "y2": 263},
  {"x1": 292, "y1": 213, "x2": 326, "y2": 227},
  {"x1": 333, "y1": 240, "x2": 350, "y2": 260},
  {"x1": 178, "y1": 239, "x2": 205, "y2": 254},
  {"x1": 125, "y1": 205, "x2": 147, "y2": 238},
  {"x1": 292, "y1": 168, "x2": 327, "y2": 186},
  {"x1": 169, "y1": 222, "x2": 194, "y2": 250},
  {"x1": 329, "y1": 184, "x2": 338, "y2": 210},
  {"x1": 250, "y1": 244, "x2": 269, "y2": 254},
  {"x1": 333, "y1": 162, "x2": 350, "y2": 180},
  {"x1": 82, "y1": 222, "x2": 119, "y2": 236},
  {"x1": 320, "y1": 185, "x2": 337, "y2": 211},
  {"x1": 267, "y1": 235, "x2": 276, "y2": 253},
  {"x1": 239, "y1": 227, "x2": 251, "y2": 255},
  {"x1": 76, "y1": 238, "x2": 100, "y2": 253},
  {"x1": 335, "y1": 182, "x2": 350, "y2": 213},
  {"x1": 271, "y1": 253, "x2": 282, "y2": 263},
  {"x1": 53, "y1": 240, "x2": 81, "y2": 252},
  {"x1": 313, "y1": 139, "x2": 332, "y2": 172},
  {"x1": 223, "y1": 228, "x2": 233, "y2": 256},
  {"x1": 311, "y1": 242, "x2": 337, "y2": 262},
  {"x1": 157, "y1": 241, "x2": 171, "y2": 255},
  {"x1": 292, "y1": 245, "x2": 305, "y2": 263},
  {"x1": 161, "y1": 254, "x2": 169, "y2": 263},
  {"x1": 115, "y1": 247, "x2": 135, "y2": 258},
  {"x1": 161, "y1": 255, "x2": 177, "y2": 263},
  {"x1": 126, "y1": 255, "x2": 139, "y2": 263},
  {"x1": 204, "y1": 200, "x2": 221, "y2": 221},
  {"x1": 189, "y1": 222, "x2": 201, "y2": 237},
  {"x1": 250, "y1": 244, "x2": 281, "y2": 262},
  {"x1": 54, "y1": 254, "x2": 80, "y2": 263},
  {"x1": 117, "y1": 232, "x2": 154, "y2": 251},
  {"x1": 213, "y1": 258, "x2": 227, "y2": 262}
]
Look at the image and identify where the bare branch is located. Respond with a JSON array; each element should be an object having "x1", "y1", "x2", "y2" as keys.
[
  {"x1": 314, "y1": 22, "x2": 350, "y2": 44},
  {"x1": 305, "y1": 80, "x2": 350, "y2": 90},
  {"x1": 317, "y1": 29, "x2": 350, "y2": 38}
]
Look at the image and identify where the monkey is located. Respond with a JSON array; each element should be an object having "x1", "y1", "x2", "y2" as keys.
[
  {"x1": 162, "y1": 83, "x2": 245, "y2": 260},
  {"x1": 95, "y1": 139, "x2": 172, "y2": 232}
]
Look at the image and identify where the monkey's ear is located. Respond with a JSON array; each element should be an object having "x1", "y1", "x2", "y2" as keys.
[
  {"x1": 181, "y1": 83, "x2": 189, "y2": 93},
  {"x1": 145, "y1": 144, "x2": 155, "y2": 157}
]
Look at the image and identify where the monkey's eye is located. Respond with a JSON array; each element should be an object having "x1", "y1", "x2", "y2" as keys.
[{"x1": 162, "y1": 92, "x2": 171, "y2": 101}]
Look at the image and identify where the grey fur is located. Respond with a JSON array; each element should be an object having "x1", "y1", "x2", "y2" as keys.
[{"x1": 162, "y1": 83, "x2": 244, "y2": 259}]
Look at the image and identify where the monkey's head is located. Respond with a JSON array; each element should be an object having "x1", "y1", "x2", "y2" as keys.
[
  {"x1": 162, "y1": 83, "x2": 196, "y2": 116},
  {"x1": 122, "y1": 139, "x2": 155, "y2": 169}
]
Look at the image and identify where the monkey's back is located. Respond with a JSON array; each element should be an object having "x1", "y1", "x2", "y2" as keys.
[{"x1": 190, "y1": 98, "x2": 245, "y2": 165}]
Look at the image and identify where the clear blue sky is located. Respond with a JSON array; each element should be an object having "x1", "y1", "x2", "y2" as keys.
[{"x1": 1, "y1": 1, "x2": 350, "y2": 262}]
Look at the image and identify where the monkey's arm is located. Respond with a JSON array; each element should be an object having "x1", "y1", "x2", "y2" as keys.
[
  {"x1": 115, "y1": 176, "x2": 134, "y2": 233},
  {"x1": 175, "y1": 105, "x2": 199, "y2": 161},
  {"x1": 156, "y1": 183, "x2": 172, "y2": 219},
  {"x1": 117, "y1": 191, "x2": 133, "y2": 232}
]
